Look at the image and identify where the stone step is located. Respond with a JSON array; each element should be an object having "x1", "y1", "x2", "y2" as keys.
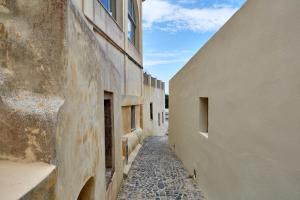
[
  {"x1": 0, "y1": 90, "x2": 64, "y2": 163},
  {"x1": 0, "y1": 160, "x2": 56, "y2": 200}
]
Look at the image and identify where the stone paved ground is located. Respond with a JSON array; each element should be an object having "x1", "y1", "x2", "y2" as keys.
[{"x1": 118, "y1": 136, "x2": 204, "y2": 200}]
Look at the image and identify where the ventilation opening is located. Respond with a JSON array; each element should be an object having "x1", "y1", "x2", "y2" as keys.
[
  {"x1": 199, "y1": 97, "x2": 208, "y2": 133},
  {"x1": 77, "y1": 177, "x2": 95, "y2": 200},
  {"x1": 104, "y1": 92, "x2": 115, "y2": 187}
]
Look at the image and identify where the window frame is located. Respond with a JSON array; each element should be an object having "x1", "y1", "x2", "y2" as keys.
[
  {"x1": 128, "y1": 0, "x2": 137, "y2": 45},
  {"x1": 99, "y1": 0, "x2": 116, "y2": 19},
  {"x1": 131, "y1": 105, "x2": 136, "y2": 131}
]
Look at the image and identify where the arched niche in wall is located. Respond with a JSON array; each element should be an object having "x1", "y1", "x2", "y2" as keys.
[{"x1": 77, "y1": 177, "x2": 95, "y2": 200}]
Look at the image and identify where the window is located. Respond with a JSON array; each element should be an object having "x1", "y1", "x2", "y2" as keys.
[
  {"x1": 131, "y1": 106, "x2": 136, "y2": 130},
  {"x1": 150, "y1": 103, "x2": 153, "y2": 120},
  {"x1": 162, "y1": 112, "x2": 164, "y2": 124},
  {"x1": 128, "y1": 0, "x2": 136, "y2": 44},
  {"x1": 199, "y1": 97, "x2": 209, "y2": 133},
  {"x1": 100, "y1": 0, "x2": 116, "y2": 19},
  {"x1": 104, "y1": 93, "x2": 114, "y2": 186},
  {"x1": 158, "y1": 113, "x2": 161, "y2": 126}
]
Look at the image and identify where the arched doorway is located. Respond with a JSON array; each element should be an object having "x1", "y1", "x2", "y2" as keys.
[{"x1": 77, "y1": 177, "x2": 95, "y2": 200}]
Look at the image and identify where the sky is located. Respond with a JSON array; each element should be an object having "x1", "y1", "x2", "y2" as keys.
[{"x1": 142, "y1": 0, "x2": 246, "y2": 93}]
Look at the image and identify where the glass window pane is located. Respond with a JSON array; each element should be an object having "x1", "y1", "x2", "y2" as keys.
[
  {"x1": 128, "y1": 0, "x2": 136, "y2": 45},
  {"x1": 128, "y1": 0, "x2": 132, "y2": 15},
  {"x1": 100, "y1": 0, "x2": 109, "y2": 10},
  {"x1": 128, "y1": 20, "x2": 132, "y2": 40}
]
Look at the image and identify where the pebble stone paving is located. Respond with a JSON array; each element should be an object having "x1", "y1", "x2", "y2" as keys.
[{"x1": 118, "y1": 136, "x2": 204, "y2": 200}]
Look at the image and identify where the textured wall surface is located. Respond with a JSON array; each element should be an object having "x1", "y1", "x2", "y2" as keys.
[
  {"x1": 0, "y1": 1, "x2": 65, "y2": 199},
  {"x1": 55, "y1": 2, "x2": 125, "y2": 199},
  {"x1": 0, "y1": 0, "x2": 144, "y2": 199},
  {"x1": 0, "y1": 0, "x2": 66, "y2": 163},
  {"x1": 169, "y1": 1, "x2": 300, "y2": 200}
]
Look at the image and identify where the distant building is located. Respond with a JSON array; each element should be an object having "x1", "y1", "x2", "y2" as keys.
[
  {"x1": 169, "y1": 1, "x2": 300, "y2": 200},
  {"x1": 0, "y1": 0, "x2": 166, "y2": 199},
  {"x1": 143, "y1": 73, "x2": 167, "y2": 137}
]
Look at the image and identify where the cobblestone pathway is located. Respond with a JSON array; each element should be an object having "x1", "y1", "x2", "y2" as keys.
[{"x1": 118, "y1": 136, "x2": 204, "y2": 200}]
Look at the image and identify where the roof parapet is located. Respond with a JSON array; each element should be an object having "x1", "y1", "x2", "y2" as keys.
[{"x1": 144, "y1": 72, "x2": 165, "y2": 91}]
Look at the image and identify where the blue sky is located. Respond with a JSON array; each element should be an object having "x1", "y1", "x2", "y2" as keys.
[{"x1": 142, "y1": 0, "x2": 246, "y2": 93}]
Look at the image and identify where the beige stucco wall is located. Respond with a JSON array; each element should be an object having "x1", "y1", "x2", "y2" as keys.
[
  {"x1": 59, "y1": 0, "x2": 145, "y2": 199},
  {"x1": 0, "y1": 0, "x2": 144, "y2": 199},
  {"x1": 0, "y1": 0, "x2": 65, "y2": 163},
  {"x1": 169, "y1": 1, "x2": 300, "y2": 200},
  {"x1": 55, "y1": 2, "x2": 124, "y2": 199},
  {"x1": 126, "y1": 59, "x2": 143, "y2": 97},
  {"x1": 143, "y1": 74, "x2": 167, "y2": 138}
]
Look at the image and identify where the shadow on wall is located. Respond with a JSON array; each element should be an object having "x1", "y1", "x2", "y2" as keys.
[{"x1": 77, "y1": 177, "x2": 95, "y2": 200}]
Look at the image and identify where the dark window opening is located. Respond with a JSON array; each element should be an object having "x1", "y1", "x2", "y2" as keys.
[
  {"x1": 162, "y1": 112, "x2": 164, "y2": 124},
  {"x1": 104, "y1": 93, "x2": 114, "y2": 187},
  {"x1": 199, "y1": 97, "x2": 209, "y2": 133},
  {"x1": 158, "y1": 113, "x2": 161, "y2": 126},
  {"x1": 150, "y1": 103, "x2": 153, "y2": 120},
  {"x1": 165, "y1": 94, "x2": 169, "y2": 109},
  {"x1": 131, "y1": 105, "x2": 136, "y2": 130}
]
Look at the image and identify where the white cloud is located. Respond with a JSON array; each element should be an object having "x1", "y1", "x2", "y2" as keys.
[
  {"x1": 144, "y1": 50, "x2": 193, "y2": 67},
  {"x1": 144, "y1": 59, "x2": 186, "y2": 67},
  {"x1": 145, "y1": 50, "x2": 193, "y2": 58},
  {"x1": 176, "y1": 0, "x2": 198, "y2": 4},
  {"x1": 143, "y1": 0, "x2": 239, "y2": 32}
]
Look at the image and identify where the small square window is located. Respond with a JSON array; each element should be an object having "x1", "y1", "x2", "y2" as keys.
[{"x1": 199, "y1": 97, "x2": 208, "y2": 133}]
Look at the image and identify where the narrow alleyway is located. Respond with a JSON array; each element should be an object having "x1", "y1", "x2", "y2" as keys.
[{"x1": 118, "y1": 137, "x2": 204, "y2": 200}]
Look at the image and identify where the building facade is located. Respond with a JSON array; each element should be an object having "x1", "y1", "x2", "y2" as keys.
[
  {"x1": 143, "y1": 72, "x2": 167, "y2": 138},
  {"x1": 0, "y1": 0, "x2": 150, "y2": 199},
  {"x1": 169, "y1": 0, "x2": 300, "y2": 200}
]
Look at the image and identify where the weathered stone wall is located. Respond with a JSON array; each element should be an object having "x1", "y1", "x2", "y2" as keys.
[
  {"x1": 0, "y1": 0, "x2": 65, "y2": 94},
  {"x1": 169, "y1": 1, "x2": 300, "y2": 200},
  {"x1": 55, "y1": 2, "x2": 124, "y2": 199},
  {"x1": 0, "y1": 0, "x2": 145, "y2": 199},
  {"x1": 0, "y1": 0, "x2": 66, "y2": 163}
]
